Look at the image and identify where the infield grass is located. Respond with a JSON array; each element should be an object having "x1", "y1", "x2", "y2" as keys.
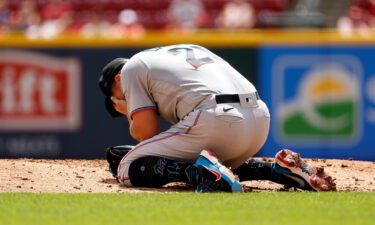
[{"x1": 0, "y1": 192, "x2": 374, "y2": 225}]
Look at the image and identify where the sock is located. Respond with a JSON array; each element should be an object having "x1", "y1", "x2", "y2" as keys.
[
  {"x1": 234, "y1": 158, "x2": 273, "y2": 181},
  {"x1": 234, "y1": 158, "x2": 311, "y2": 189}
]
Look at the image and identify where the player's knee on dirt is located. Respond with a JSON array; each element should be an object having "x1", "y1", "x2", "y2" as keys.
[
  {"x1": 128, "y1": 157, "x2": 168, "y2": 187},
  {"x1": 106, "y1": 145, "x2": 134, "y2": 179},
  {"x1": 128, "y1": 156, "x2": 197, "y2": 187}
]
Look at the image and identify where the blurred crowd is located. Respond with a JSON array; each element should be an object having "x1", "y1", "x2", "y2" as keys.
[
  {"x1": 0, "y1": 0, "x2": 295, "y2": 39},
  {"x1": 0, "y1": 0, "x2": 374, "y2": 39},
  {"x1": 337, "y1": 0, "x2": 375, "y2": 36}
]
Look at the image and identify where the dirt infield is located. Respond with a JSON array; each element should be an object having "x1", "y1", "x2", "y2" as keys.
[{"x1": 1, "y1": 158, "x2": 374, "y2": 193}]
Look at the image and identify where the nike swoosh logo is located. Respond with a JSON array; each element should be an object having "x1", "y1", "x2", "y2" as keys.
[
  {"x1": 223, "y1": 107, "x2": 234, "y2": 112},
  {"x1": 204, "y1": 166, "x2": 222, "y2": 181}
]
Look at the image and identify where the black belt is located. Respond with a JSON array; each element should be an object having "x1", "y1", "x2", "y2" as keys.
[{"x1": 215, "y1": 92, "x2": 260, "y2": 104}]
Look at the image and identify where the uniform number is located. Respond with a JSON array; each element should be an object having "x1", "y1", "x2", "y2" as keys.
[
  {"x1": 144, "y1": 45, "x2": 218, "y2": 69},
  {"x1": 167, "y1": 47, "x2": 215, "y2": 69}
]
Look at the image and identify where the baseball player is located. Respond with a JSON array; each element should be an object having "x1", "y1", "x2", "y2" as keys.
[{"x1": 99, "y1": 44, "x2": 336, "y2": 192}]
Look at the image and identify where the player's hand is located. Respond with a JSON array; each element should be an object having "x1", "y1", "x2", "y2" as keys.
[{"x1": 111, "y1": 96, "x2": 128, "y2": 116}]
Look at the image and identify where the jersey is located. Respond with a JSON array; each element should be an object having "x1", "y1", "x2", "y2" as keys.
[{"x1": 120, "y1": 44, "x2": 257, "y2": 124}]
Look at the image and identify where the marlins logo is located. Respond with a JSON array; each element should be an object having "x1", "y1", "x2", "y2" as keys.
[{"x1": 273, "y1": 57, "x2": 362, "y2": 144}]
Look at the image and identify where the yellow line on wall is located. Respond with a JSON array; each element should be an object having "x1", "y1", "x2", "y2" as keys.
[{"x1": 0, "y1": 29, "x2": 375, "y2": 48}]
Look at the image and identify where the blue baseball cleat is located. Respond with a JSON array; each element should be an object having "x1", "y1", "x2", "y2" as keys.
[{"x1": 193, "y1": 149, "x2": 243, "y2": 193}]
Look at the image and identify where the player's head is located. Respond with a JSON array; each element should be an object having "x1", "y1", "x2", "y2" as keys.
[{"x1": 99, "y1": 58, "x2": 128, "y2": 117}]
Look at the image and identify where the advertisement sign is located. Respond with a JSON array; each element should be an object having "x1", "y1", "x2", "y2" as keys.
[
  {"x1": 0, "y1": 51, "x2": 81, "y2": 131},
  {"x1": 259, "y1": 46, "x2": 375, "y2": 160}
]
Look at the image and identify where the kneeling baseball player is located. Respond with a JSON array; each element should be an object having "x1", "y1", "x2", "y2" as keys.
[{"x1": 99, "y1": 44, "x2": 336, "y2": 192}]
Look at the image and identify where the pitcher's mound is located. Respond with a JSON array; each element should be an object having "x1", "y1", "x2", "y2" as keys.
[{"x1": 1, "y1": 158, "x2": 374, "y2": 193}]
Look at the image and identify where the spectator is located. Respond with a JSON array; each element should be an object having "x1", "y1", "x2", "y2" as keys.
[
  {"x1": 295, "y1": 0, "x2": 320, "y2": 14},
  {"x1": 40, "y1": 0, "x2": 72, "y2": 21},
  {"x1": 354, "y1": 0, "x2": 375, "y2": 27},
  {"x1": 166, "y1": 0, "x2": 209, "y2": 32},
  {"x1": 9, "y1": 0, "x2": 41, "y2": 32},
  {"x1": 368, "y1": 0, "x2": 375, "y2": 27},
  {"x1": 27, "y1": 0, "x2": 73, "y2": 39},
  {"x1": 215, "y1": 0, "x2": 256, "y2": 29},
  {"x1": 0, "y1": 0, "x2": 10, "y2": 33},
  {"x1": 32, "y1": 12, "x2": 73, "y2": 39},
  {"x1": 111, "y1": 9, "x2": 145, "y2": 39},
  {"x1": 80, "y1": 12, "x2": 111, "y2": 38},
  {"x1": 337, "y1": 5, "x2": 370, "y2": 37}
]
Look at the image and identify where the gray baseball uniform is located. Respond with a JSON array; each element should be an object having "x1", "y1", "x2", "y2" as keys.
[{"x1": 117, "y1": 44, "x2": 270, "y2": 186}]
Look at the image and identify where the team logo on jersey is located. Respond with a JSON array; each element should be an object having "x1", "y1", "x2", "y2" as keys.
[
  {"x1": 0, "y1": 51, "x2": 81, "y2": 131},
  {"x1": 272, "y1": 55, "x2": 362, "y2": 145}
]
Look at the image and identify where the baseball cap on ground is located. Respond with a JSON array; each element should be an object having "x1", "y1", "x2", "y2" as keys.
[{"x1": 98, "y1": 58, "x2": 128, "y2": 117}]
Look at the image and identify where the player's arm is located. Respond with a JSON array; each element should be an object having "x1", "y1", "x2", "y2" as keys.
[
  {"x1": 130, "y1": 109, "x2": 160, "y2": 141},
  {"x1": 111, "y1": 97, "x2": 159, "y2": 141}
]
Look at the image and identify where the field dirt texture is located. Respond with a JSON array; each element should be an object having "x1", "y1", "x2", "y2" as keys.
[{"x1": 1, "y1": 158, "x2": 374, "y2": 193}]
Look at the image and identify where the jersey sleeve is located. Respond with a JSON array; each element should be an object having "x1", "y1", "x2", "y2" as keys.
[{"x1": 121, "y1": 56, "x2": 157, "y2": 119}]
